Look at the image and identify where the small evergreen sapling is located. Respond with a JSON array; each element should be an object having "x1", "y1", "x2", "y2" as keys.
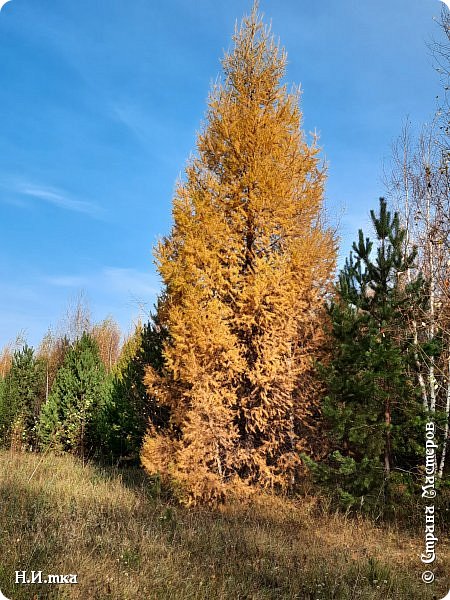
[
  {"x1": 308, "y1": 198, "x2": 425, "y2": 510},
  {"x1": 38, "y1": 332, "x2": 107, "y2": 458},
  {"x1": 99, "y1": 314, "x2": 169, "y2": 463},
  {"x1": 0, "y1": 345, "x2": 45, "y2": 450}
]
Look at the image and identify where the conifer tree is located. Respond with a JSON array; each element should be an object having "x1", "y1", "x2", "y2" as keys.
[
  {"x1": 0, "y1": 345, "x2": 45, "y2": 450},
  {"x1": 142, "y1": 4, "x2": 336, "y2": 503},
  {"x1": 310, "y1": 198, "x2": 425, "y2": 510},
  {"x1": 99, "y1": 315, "x2": 168, "y2": 462},
  {"x1": 38, "y1": 332, "x2": 107, "y2": 458}
]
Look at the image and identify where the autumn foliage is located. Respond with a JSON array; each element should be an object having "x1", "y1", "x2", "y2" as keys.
[{"x1": 140, "y1": 5, "x2": 336, "y2": 504}]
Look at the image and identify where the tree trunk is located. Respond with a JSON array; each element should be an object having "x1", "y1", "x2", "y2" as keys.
[{"x1": 438, "y1": 354, "x2": 450, "y2": 478}]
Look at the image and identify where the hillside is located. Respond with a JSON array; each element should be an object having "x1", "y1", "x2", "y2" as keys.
[{"x1": 0, "y1": 451, "x2": 448, "y2": 599}]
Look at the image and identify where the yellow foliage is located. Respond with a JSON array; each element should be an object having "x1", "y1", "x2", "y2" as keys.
[
  {"x1": 91, "y1": 317, "x2": 121, "y2": 372},
  {"x1": 141, "y1": 3, "x2": 336, "y2": 505}
]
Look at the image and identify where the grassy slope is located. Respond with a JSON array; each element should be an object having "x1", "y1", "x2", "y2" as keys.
[{"x1": 0, "y1": 451, "x2": 448, "y2": 600}]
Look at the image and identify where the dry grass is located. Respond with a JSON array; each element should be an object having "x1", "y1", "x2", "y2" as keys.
[{"x1": 0, "y1": 451, "x2": 448, "y2": 599}]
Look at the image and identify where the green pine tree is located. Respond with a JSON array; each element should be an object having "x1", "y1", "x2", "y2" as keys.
[
  {"x1": 99, "y1": 312, "x2": 169, "y2": 463},
  {"x1": 38, "y1": 332, "x2": 107, "y2": 458},
  {"x1": 0, "y1": 345, "x2": 45, "y2": 450},
  {"x1": 307, "y1": 198, "x2": 425, "y2": 511}
]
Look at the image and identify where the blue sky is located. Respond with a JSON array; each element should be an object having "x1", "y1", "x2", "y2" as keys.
[{"x1": 0, "y1": 0, "x2": 446, "y2": 347}]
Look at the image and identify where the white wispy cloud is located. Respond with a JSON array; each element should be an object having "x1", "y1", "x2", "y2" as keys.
[
  {"x1": 102, "y1": 267, "x2": 159, "y2": 297},
  {"x1": 45, "y1": 267, "x2": 159, "y2": 299},
  {"x1": 0, "y1": 268, "x2": 160, "y2": 347},
  {"x1": 112, "y1": 104, "x2": 148, "y2": 142},
  {"x1": 46, "y1": 275, "x2": 88, "y2": 288},
  {"x1": 111, "y1": 102, "x2": 172, "y2": 147},
  {"x1": 18, "y1": 183, "x2": 103, "y2": 218}
]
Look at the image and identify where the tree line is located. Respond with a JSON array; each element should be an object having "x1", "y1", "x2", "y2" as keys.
[{"x1": 0, "y1": 307, "x2": 166, "y2": 463}]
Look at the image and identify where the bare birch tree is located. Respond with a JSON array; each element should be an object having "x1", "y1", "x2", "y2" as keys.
[{"x1": 385, "y1": 120, "x2": 449, "y2": 478}]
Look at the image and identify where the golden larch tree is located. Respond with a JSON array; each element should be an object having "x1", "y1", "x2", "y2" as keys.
[{"x1": 142, "y1": 3, "x2": 336, "y2": 504}]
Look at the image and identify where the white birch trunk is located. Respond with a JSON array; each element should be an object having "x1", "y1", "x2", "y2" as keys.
[{"x1": 438, "y1": 355, "x2": 450, "y2": 479}]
